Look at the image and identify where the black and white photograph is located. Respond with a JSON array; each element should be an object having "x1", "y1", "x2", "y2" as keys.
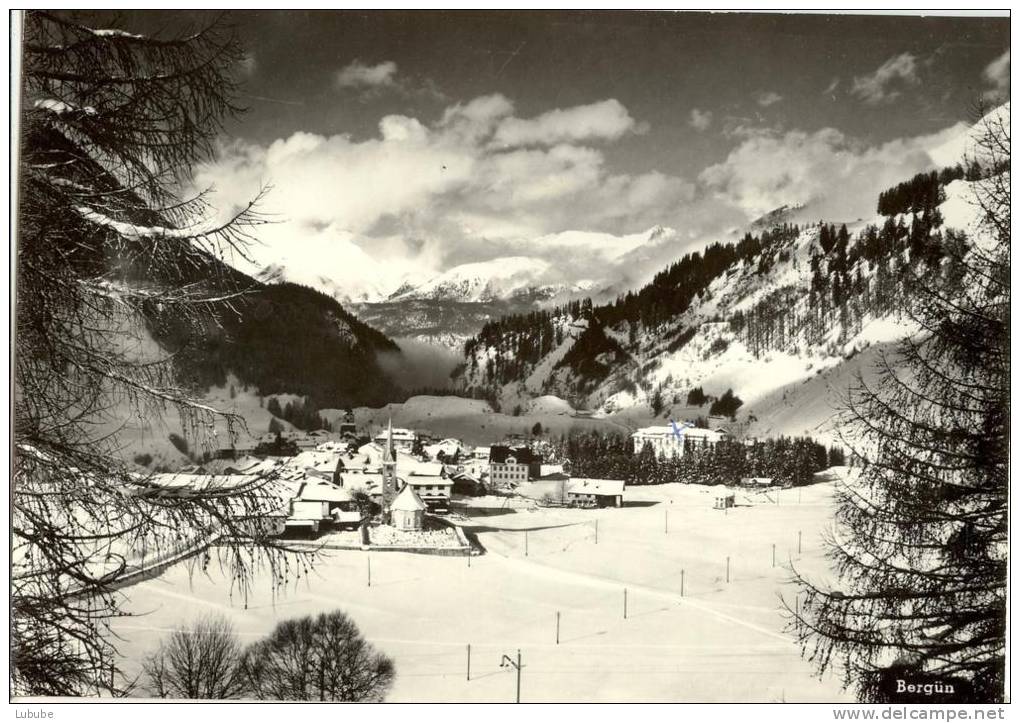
[{"x1": 9, "y1": 8, "x2": 1010, "y2": 710}]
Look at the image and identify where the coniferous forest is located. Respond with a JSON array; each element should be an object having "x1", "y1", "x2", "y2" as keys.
[
  {"x1": 151, "y1": 281, "x2": 402, "y2": 409},
  {"x1": 554, "y1": 430, "x2": 837, "y2": 487}
]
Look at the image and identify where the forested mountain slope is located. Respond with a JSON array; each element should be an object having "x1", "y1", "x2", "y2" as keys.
[{"x1": 453, "y1": 163, "x2": 992, "y2": 438}]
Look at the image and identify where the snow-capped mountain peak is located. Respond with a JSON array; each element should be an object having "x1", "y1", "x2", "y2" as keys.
[{"x1": 387, "y1": 256, "x2": 554, "y2": 302}]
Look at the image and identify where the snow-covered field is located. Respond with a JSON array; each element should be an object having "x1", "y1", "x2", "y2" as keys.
[
  {"x1": 344, "y1": 395, "x2": 634, "y2": 445},
  {"x1": 110, "y1": 476, "x2": 852, "y2": 702}
]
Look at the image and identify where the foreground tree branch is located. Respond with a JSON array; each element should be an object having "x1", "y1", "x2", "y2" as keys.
[{"x1": 13, "y1": 11, "x2": 311, "y2": 696}]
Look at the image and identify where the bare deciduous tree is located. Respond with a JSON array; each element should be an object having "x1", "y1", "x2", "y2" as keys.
[
  {"x1": 240, "y1": 610, "x2": 396, "y2": 702},
  {"x1": 143, "y1": 615, "x2": 246, "y2": 699},
  {"x1": 788, "y1": 105, "x2": 1009, "y2": 703},
  {"x1": 13, "y1": 11, "x2": 312, "y2": 696}
]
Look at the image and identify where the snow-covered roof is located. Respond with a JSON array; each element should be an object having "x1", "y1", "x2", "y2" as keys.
[
  {"x1": 142, "y1": 473, "x2": 257, "y2": 494},
  {"x1": 405, "y1": 476, "x2": 452, "y2": 487},
  {"x1": 331, "y1": 509, "x2": 362, "y2": 523},
  {"x1": 389, "y1": 484, "x2": 426, "y2": 512},
  {"x1": 424, "y1": 440, "x2": 461, "y2": 457},
  {"x1": 297, "y1": 481, "x2": 353, "y2": 503},
  {"x1": 407, "y1": 461, "x2": 445, "y2": 477},
  {"x1": 374, "y1": 427, "x2": 416, "y2": 441},
  {"x1": 567, "y1": 478, "x2": 625, "y2": 496}
]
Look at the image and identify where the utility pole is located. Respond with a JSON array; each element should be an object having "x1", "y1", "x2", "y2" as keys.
[
  {"x1": 594, "y1": 519, "x2": 599, "y2": 544},
  {"x1": 624, "y1": 588, "x2": 628, "y2": 619},
  {"x1": 665, "y1": 509, "x2": 668, "y2": 534},
  {"x1": 726, "y1": 556, "x2": 730, "y2": 583},
  {"x1": 556, "y1": 612, "x2": 560, "y2": 645},
  {"x1": 500, "y1": 649, "x2": 523, "y2": 703},
  {"x1": 772, "y1": 543, "x2": 776, "y2": 568},
  {"x1": 525, "y1": 530, "x2": 529, "y2": 556},
  {"x1": 681, "y1": 569, "x2": 685, "y2": 597},
  {"x1": 467, "y1": 644, "x2": 471, "y2": 681},
  {"x1": 798, "y1": 530, "x2": 802, "y2": 554},
  {"x1": 367, "y1": 555, "x2": 371, "y2": 587}
]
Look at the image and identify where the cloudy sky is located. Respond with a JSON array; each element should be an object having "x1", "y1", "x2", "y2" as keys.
[{"x1": 122, "y1": 11, "x2": 1009, "y2": 299}]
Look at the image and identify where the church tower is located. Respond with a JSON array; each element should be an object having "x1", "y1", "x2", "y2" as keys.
[{"x1": 381, "y1": 419, "x2": 399, "y2": 513}]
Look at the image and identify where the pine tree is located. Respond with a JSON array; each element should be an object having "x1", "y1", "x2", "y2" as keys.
[{"x1": 789, "y1": 109, "x2": 1009, "y2": 702}]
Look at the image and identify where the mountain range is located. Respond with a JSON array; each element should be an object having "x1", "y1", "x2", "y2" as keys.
[{"x1": 347, "y1": 225, "x2": 696, "y2": 346}]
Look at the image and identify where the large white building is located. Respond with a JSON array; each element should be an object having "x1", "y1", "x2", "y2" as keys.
[{"x1": 630, "y1": 425, "x2": 728, "y2": 458}]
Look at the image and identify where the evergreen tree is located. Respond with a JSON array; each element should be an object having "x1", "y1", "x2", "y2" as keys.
[
  {"x1": 687, "y1": 386, "x2": 708, "y2": 406},
  {"x1": 790, "y1": 111, "x2": 1008, "y2": 702},
  {"x1": 650, "y1": 386, "x2": 665, "y2": 415}
]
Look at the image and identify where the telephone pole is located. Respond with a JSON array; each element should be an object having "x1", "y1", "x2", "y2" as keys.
[{"x1": 500, "y1": 649, "x2": 523, "y2": 703}]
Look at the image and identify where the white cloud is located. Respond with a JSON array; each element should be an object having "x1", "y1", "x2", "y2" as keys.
[
  {"x1": 335, "y1": 60, "x2": 398, "y2": 89},
  {"x1": 983, "y1": 49, "x2": 1009, "y2": 101},
  {"x1": 754, "y1": 91, "x2": 783, "y2": 107},
  {"x1": 823, "y1": 77, "x2": 840, "y2": 96},
  {"x1": 194, "y1": 95, "x2": 692, "y2": 295},
  {"x1": 688, "y1": 108, "x2": 712, "y2": 131},
  {"x1": 851, "y1": 53, "x2": 920, "y2": 105},
  {"x1": 491, "y1": 99, "x2": 644, "y2": 147},
  {"x1": 699, "y1": 121, "x2": 969, "y2": 220},
  {"x1": 439, "y1": 94, "x2": 515, "y2": 144},
  {"x1": 196, "y1": 88, "x2": 979, "y2": 301}
]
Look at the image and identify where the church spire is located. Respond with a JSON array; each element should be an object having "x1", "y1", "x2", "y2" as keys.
[
  {"x1": 382, "y1": 418, "x2": 395, "y2": 464},
  {"x1": 381, "y1": 418, "x2": 398, "y2": 513}
]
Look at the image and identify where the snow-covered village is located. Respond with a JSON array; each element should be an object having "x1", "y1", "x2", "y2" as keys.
[{"x1": 10, "y1": 8, "x2": 1009, "y2": 713}]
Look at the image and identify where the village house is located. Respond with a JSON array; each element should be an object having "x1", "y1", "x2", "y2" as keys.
[
  {"x1": 518, "y1": 476, "x2": 626, "y2": 508},
  {"x1": 404, "y1": 458, "x2": 453, "y2": 512},
  {"x1": 489, "y1": 446, "x2": 542, "y2": 486},
  {"x1": 373, "y1": 425, "x2": 417, "y2": 453},
  {"x1": 404, "y1": 476, "x2": 453, "y2": 512},
  {"x1": 566, "y1": 478, "x2": 625, "y2": 508},
  {"x1": 424, "y1": 438, "x2": 463, "y2": 461},
  {"x1": 630, "y1": 425, "x2": 728, "y2": 459},
  {"x1": 538, "y1": 463, "x2": 568, "y2": 480},
  {"x1": 214, "y1": 441, "x2": 256, "y2": 460},
  {"x1": 287, "y1": 480, "x2": 361, "y2": 534},
  {"x1": 449, "y1": 468, "x2": 485, "y2": 496}
]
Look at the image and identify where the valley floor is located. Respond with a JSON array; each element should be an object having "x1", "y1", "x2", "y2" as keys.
[{"x1": 110, "y1": 477, "x2": 852, "y2": 703}]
